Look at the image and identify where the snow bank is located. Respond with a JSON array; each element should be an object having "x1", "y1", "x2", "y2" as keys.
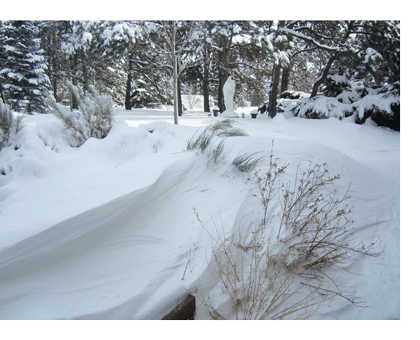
[
  {"x1": 0, "y1": 109, "x2": 399, "y2": 320},
  {"x1": 219, "y1": 110, "x2": 240, "y2": 118}
]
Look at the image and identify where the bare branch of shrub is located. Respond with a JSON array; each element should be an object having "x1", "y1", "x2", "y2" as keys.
[
  {"x1": 253, "y1": 140, "x2": 288, "y2": 225},
  {"x1": 196, "y1": 213, "x2": 335, "y2": 319},
  {"x1": 196, "y1": 147, "x2": 380, "y2": 319}
]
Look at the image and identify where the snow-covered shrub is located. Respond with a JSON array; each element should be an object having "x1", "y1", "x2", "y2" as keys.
[
  {"x1": 47, "y1": 82, "x2": 115, "y2": 146},
  {"x1": 131, "y1": 87, "x2": 162, "y2": 109},
  {"x1": 279, "y1": 90, "x2": 307, "y2": 100},
  {"x1": 0, "y1": 101, "x2": 23, "y2": 149},
  {"x1": 353, "y1": 82, "x2": 400, "y2": 130},
  {"x1": 289, "y1": 78, "x2": 400, "y2": 130},
  {"x1": 259, "y1": 92, "x2": 309, "y2": 115},
  {"x1": 258, "y1": 103, "x2": 267, "y2": 114},
  {"x1": 197, "y1": 154, "x2": 379, "y2": 319},
  {"x1": 292, "y1": 96, "x2": 354, "y2": 119},
  {"x1": 323, "y1": 74, "x2": 353, "y2": 98},
  {"x1": 291, "y1": 76, "x2": 360, "y2": 119}
]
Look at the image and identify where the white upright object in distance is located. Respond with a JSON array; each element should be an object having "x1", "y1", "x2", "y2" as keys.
[{"x1": 220, "y1": 76, "x2": 239, "y2": 118}]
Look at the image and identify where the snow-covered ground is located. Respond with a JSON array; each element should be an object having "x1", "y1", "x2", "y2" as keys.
[{"x1": 0, "y1": 108, "x2": 399, "y2": 324}]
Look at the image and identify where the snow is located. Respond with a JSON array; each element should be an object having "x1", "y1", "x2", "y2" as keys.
[
  {"x1": 355, "y1": 93, "x2": 399, "y2": 120},
  {"x1": 219, "y1": 110, "x2": 239, "y2": 118},
  {"x1": 363, "y1": 47, "x2": 382, "y2": 64},
  {"x1": 0, "y1": 107, "x2": 399, "y2": 322},
  {"x1": 295, "y1": 96, "x2": 352, "y2": 119},
  {"x1": 328, "y1": 74, "x2": 348, "y2": 84}
]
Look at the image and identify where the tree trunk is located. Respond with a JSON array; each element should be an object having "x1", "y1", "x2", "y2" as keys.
[
  {"x1": 52, "y1": 56, "x2": 57, "y2": 100},
  {"x1": 52, "y1": 30, "x2": 58, "y2": 100},
  {"x1": 310, "y1": 53, "x2": 336, "y2": 98},
  {"x1": 125, "y1": 54, "x2": 132, "y2": 110},
  {"x1": 172, "y1": 21, "x2": 179, "y2": 125},
  {"x1": 218, "y1": 72, "x2": 225, "y2": 113},
  {"x1": 280, "y1": 66, "x2": 290, "y2": 93},
  {"x1": 0, "y1": 86, "x2": 5, "y2": 104},
  {"x1": 310, "y1": 21, "x2": 354, "y2": 98},
  {"x1": 267, "y1": 62, "x2": 282, "y2": 118},
  {"x1": 70, "y1": 53, "x2": 78, "y2": 111},
  {"x1": 267, "y1": 20, "x2": 286, "y2": 119},
  {"x1": 81, "y1": 52, "x2": 88, "y2": 92},
  {"x1": 203, "y1": 47, "x2": 210, "y2": 113},
  {"x1": 218, "y1": 47, "x2": 230, "y2": 113},
  {"x1": 47, "y1": 28, "x2": 58, "y2": 100},
  {"x1": 173, "y1": 59, "x2": 179, "y2": 124},
  {"x1": 177, "y1": 74, "x2": 182, "y2": 116}
]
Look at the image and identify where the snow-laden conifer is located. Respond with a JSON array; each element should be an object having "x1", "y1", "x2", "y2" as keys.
[{"x1": 0, "y1": 21, "x2": 51, "y2": 114}]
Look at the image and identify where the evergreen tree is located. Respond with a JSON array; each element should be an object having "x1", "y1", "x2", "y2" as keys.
[
  {"x1": 102, "y1": 20, "x2": 146, "y2": 110},
  {"x1": 0, "y1": 21, "x2": 51, "y2": 113},
  {"x1": 349, "y1": 21, "x2": 400, "y2": 87},
  {"x1": 202, "y1": 21, "x2": 263, "y2": 112},
  {"x1": 60, "y1": 20, "x2": 102, "y2": 109}
]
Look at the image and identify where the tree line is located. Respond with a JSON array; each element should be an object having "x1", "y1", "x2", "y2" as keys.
[{"x1": 0, "y1": 20, "x2": 400, "y2": 123}]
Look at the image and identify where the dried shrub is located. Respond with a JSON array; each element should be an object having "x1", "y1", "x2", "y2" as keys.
[
  {"x1": 253, "y1": 142, "x2": 288, "y2": 224},
  {"x1": 275, "y1": 162, "x2": 371, "y2": 272},
  {"x1": 197, "y1": 149, "x2": 380, "y2": 319}
]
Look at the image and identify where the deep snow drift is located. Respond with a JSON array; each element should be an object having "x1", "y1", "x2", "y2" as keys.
[{"x1": 0, "y1": 108, "x2": 399, "y2": 320}]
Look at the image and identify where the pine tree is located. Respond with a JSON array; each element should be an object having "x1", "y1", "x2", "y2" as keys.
[
  {"x1": 38, "y1": 21, "x2": 69, "y2": 102},
  {"x1": 102, "y1": 20, "x2": 146, "y2": 110},
  {"x1": 0, "y1": 21, "x2": 51, "y2": 113},
  {"x1": 350, "y1": 21, "x2": 400, "y2": 87}
]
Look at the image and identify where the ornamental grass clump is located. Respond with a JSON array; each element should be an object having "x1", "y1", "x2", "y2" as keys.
[
  {"x1": 186, "y1": 127, "x2": 214, "y2": 154},
  {"x1": 210, "y1": 119, "x2": 248, "y2": 137},
  {"x1": 0, "y1": 101, "x2": 23, "y2": 150},
  {"x1": 47, "y1": 81, "x2": 114, "y2": 146},
  {"x1": 186, "y1": 124, "x2": 259, "y2": 173},
  {"x1": 232, "y1": 152, "x2": 261, "y2": 173}
]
